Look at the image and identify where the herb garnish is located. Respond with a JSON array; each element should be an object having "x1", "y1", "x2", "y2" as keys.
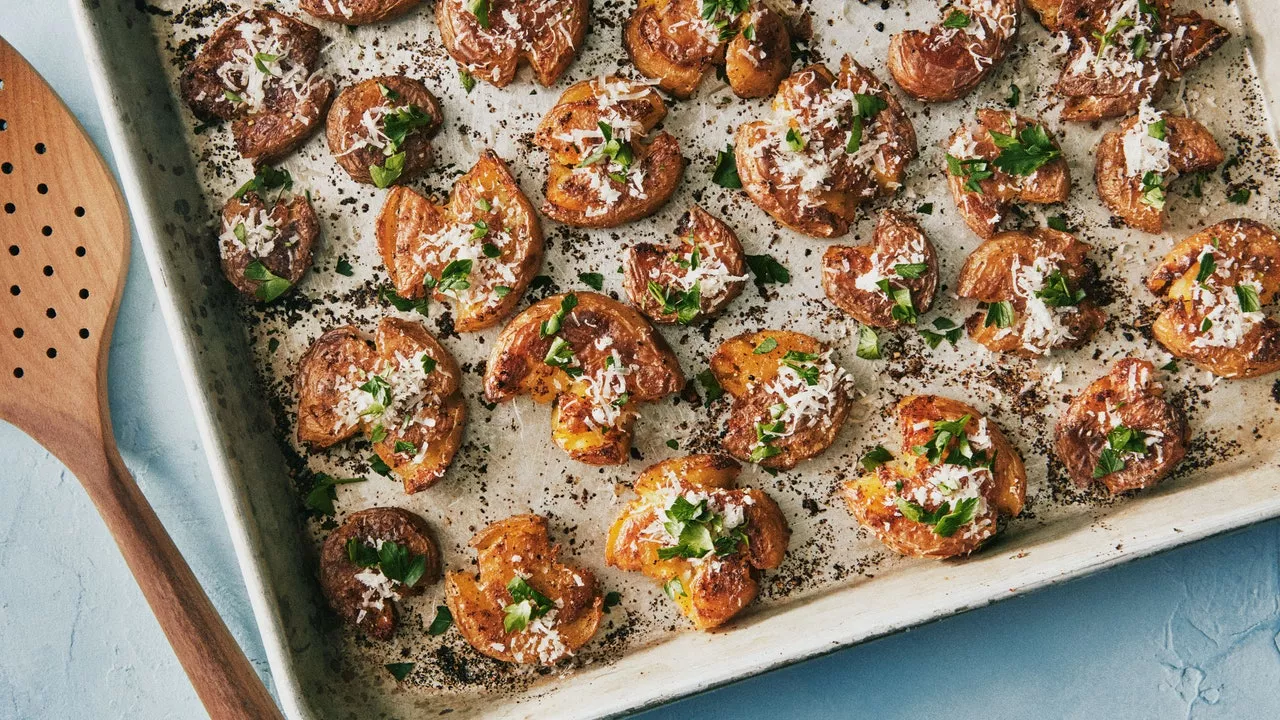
[
  {"x1": 856, "y1": 324, "x2": 881, "y2": 360},
  {"x1": 304, "y1": 473, "x2": 366, "y2": 515},
  {"x1": 345, "y1": 538, "x2": 429, "y2": 588},
  {"x1": 1092, "y1": 424, "x2": 1150, "y2": 478},
  {"x1": 234, "y1": 166, "x2": 293, "y2": 200},
  {"x1": 245, "y1": 260, "x2": 292, "y2": 303},
  {"x1": 540, "y1": 293, "x2": 578, "y2": 336},
  {"x1": 988, "y1": 124, "x2": 1061, "y2": 176},
  {"x1": 503, "y1": 576, "x2": 553, "y2": 633},
  {"x1": 745, "y1": 254, "x2": 790, "y2": 285},
  {"x1": 984, "y1": 300, "x2": 1013, "y2": 329},
  {"x1": 920, "y1": 317, "x2": 963, "y2": 349},
  {"x1": 860, "y1": 445, "x2": 893, "y2": 471},
  {"x1": 947, "y1": 154, "x2": 995, "y2": 193},
  {"x1": 712, "y1": 144, "x2": 742, "y2": 188},
  {"x1": 1034, "y1": 270, "x2": 1086, "y2": 307}
]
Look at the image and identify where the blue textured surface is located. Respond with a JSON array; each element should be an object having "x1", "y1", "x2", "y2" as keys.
[{"x1": 1, "y1": 3, "x2": 1278, "y2": 719}]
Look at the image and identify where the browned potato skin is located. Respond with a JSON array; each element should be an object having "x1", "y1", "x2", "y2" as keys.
[
  {"x1": 821, "y1": 209, "x2": 938, "y2": 327},
  {"x1": 376, "y1": 151, "x2": 544, "y2": 331},
  {"x1": 1147, "y1": 219, "x2": 1280, "y2": 379},
  {"x1": 735, "y1": 57, "x2": 918, "y2": 238},
  {"x1": 296, "y1": 326, "x2": 376, "y2": 448},
  {"x1": 219, "y1": 192, "x2": 319, "y2": 301},
  {"x1": 319, "y1": 507, "x2": 441, "y2": 641},
  {"x1": 957, "y1": 228, "x2": 1106, "y2": 357},
  {"x1": 946, "y1": 109, "x2": 1072, "y2": 239},
  {"x1": 711, "y1": 330, "x2": 852, "y2": 470},
  {"x1": 623, "y1": 206, "x2": 747, "y2": 324},
  {"x1": 446, "y1": 515, "x2": 603, "y2": 665},
  {"x1": 1095, "y1": 114, "x2": 1223, "y2": 234},
  {"x1": 326, "y1": 76, "x2": 443, "y2": 186},
  {"x1": 888, "y1": 0, "x2": 1019, "y2": 102},
  {"x1": 604, "y1": 455, "x2": 790, "y2": 630},
  {"x1": 483, "y1": 292, "x2": 685, "y2": 464},
  {"x1": 437, "y1": 0, "x2": 589, "y2": 87},
  {"x1": 1055, "y1": 359, "x2": 1188, "y2": 493},
  {"x1": 300, "y1": 0, "x2": 421, "y2": 24},
  {"x1": 842, "y1": 395, "x2": 1027, "y2": 559}
]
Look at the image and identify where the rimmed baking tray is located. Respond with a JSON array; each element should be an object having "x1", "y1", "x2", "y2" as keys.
[{"x1": 71, "y1": 1, "x2": 1280, "y2": 718}]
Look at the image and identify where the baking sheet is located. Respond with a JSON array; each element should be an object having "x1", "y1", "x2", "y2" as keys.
[{"x1": 73, "y1": 0, "x2": 1280, "y2": 718}]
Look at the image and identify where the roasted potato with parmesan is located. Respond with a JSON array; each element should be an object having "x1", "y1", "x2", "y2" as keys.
[
  {"x1": 437, "y1": 0, "x2": 589, "y2": 87},
  {"x1": 446, "y1": 515, "x2": 603, "y2": 665},
  {"x1": 1054, "y1": 359, "x2": 1188, "y2": 493},
  {"x1": 887, "y1": 0, "x2": 1019, "y2": 102},
  {"x1": 179, "y1": 10, "x2": 334, "y2": 164},
  {"x1": 296, "y1": 317, "x2": 466, "y2": 492},
  {"x1": 1146, "y1": 219, "x2": 1280, "y2": 379},
  {"x1": 821, "y1": 209, "x2": 938, "y2": 328},
  {"x1": 300, "y1": 0, "x2": 420, "y2": 24},
  {"x1": 376, "y1": 151, "x2": 543, "y2": 331},
  {"x1": 710, "y1": 330, "x2": 854, "y2": 470},
  {"x1": 1095, "y1": 108, "x2": 1223, "y2": 233},
  {"x1": 319, "y1": 507, "x2": 440, "y2": 641},
  {"x1": 842, "y1": 395, "x2": 1026, "y2": 559},
  {"x1": 535, "y1": 77, "x2": 685, "y2": 228},
  {"x1": 623, "y1": 206, "x2": 748, "y2": 324},
  {"x1": 945, "y1": 109, "x2": 1071, "y2": 239},
  {"x1": 624, "y1": 0, "x2": 791, "y2": 99},
  {"x1": 957, "y1": 228, "x2": 1106, "y2": 357},
  {"x1": 735, "y1": 56, "x2": 917, "y2": 238},
  {"x1": 483, "y1": 292, "x2": 685, "y2": 464},
  {"x1": 326, "y1": 76, "x2": 443, "y2": 187},
  {"x1": 605, "y1": 455, "x2": 789, "y2": 630},
  {"x1": 218, "y1": 169, "x2": 318, "y2": 302}
]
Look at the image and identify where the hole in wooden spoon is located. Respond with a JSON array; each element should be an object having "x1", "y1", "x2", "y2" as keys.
[
  {"x1": 45, "y1": 307, "x2": 55, "y2": 318},
  {"x1": 42, "y1": 265, "x2": 52, "y2": 276},
  {"x1": 34, "y1": 143, "x2": 45, "y2": 155},
  {"x1": 8, "y1": 245, "x2": 17, "y2": 256},
  {"x1": 75, "y1": 246, "x2": 86, "y2": 257},
  {"x1": 74, "y1": 207, "x2": 85, "y2": 217},
  {"x1": 13, "y1": 328, "x2": 23, "y2": 339},
  {"x1": 1, "y1": 162, "x2": 11, "y2": 174},
  {"x1": 13, "y1": 368, "x2": 23, "y2": 379},
  {"x1": 9, "y1": 285, "x2": 18, "y2": 296},
  {"x1": 79, "y1": 328, "x2": 89, "y2": 339},
  {"x1": 79, "y1": 289, "x2": 89, "y2": 300},
  {"x1": 36, "y1": 183, "x2": 47, "y2": 194},
  {"x1": 41, "y1": 226, "x2": 51, "y2": 236},
  {"x1": 4, "y1": 203, "x2": 13, "y2": 214}
]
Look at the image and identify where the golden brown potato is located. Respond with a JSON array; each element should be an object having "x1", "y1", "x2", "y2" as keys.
[
  {"x1": 483, "y1": 292, "x2": 685, "y2": 464},
  {"x1": 624, "y1": 0, "x2": 791, "y2": 100},
  {"x1": 623, "y1": 206, "x2": 748, "y2": 324},
  {"x1": 842, "y1": 395, "x2": 1026, "y2": 559},
  {"x1": 944, "y1": 109, "x2": 1071, "y2": 239},
  {"x1": 300, "y1": 0, "x2": 420, "y2": 24},
  {"x1": 437, "y1": 0, "x2": 589, "y2": 87},
  {"x1": 319, "y1": 507, "x2": 440, "y2": 641},
  {"x1": 218, "y1": 181, "x2": 318, "y2": 302},
  {"x1": 535, "y1": 77, "x2": 685, "y2": 228},
  {"x1": 179, "y1": 10, "x2": 334, "y2": 164},
  {"x1": 446, "y1": 515, "x2": 603, "y2": 665},
  {"x1": 887, "y1": 0, "x2": 1019, "y2": 102},
  {"x1": 1146, "y1": 219, "x2": 1280, "y2": 379},
  {"x1": 376, "y1": 151, "x2": 544, "y2": 332},
  {"x1": 957, "y1": 228, "x2": 1106, "y2": 357},
  {"x1": 821, "y1": 209, "x2": 938, "y2": 328},
  {"x1": 735, "y1": 56, "x2": 918, "y2": 238},
  {"x1": 605, "y1": 455, "x2": 790, "y2": 630},
  {"x1": 1054, "y1": 359, "x2": 1188, "y2": 493},
  {"x1": 1095, "y1": 109, "x2": 1223, "y2": 233},
  {"x1": 296, "y1": 317, "x2": 466, "y2": 492},
  {"x1": 710, "y1": 330, "x2": 854, "y2": 470},
  {"x1": 326, "y1": 76, "x2": 443, "y2": 187}
]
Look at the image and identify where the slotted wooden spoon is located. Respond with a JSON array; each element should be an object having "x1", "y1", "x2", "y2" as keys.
[{"x1": 0, "y1": 38, "x2": 283, "y2": 720}]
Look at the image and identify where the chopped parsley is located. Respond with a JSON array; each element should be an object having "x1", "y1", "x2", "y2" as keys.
[
  {"x1": 369, "y1": 104, "x2": 437, "y2": 187},
  {"x1": 304, "y1": 473, "x2": 366, "y2": 515},
  {"x1": 466, "y1": 0, "x2": 491, "y2": 28},
  {"x1": 663, "y1": 577, "x2": 687, "y2": 600},
  {"x1": 845, "y1": 93, "x2": 887, "y2": 154},
  {"x1": 394, "y1": 440, "x2": 417, "y2": 454},
  {"x1": 752, "y1": 336, "x2": 779, "y2": 354},
  {"x1": 459, "y1": 68, "x2": 476, "y2": 94},
  {"x1": 385, "y1": 663, "x2": 415, "y2": 682},
  {"x1": 860, "y1": 445, "x2": 894, "y2": 471},
  {"x1": 648, "y1": 281, "x2": 702, "y2": 324},
  {"x1": 697, "y1": 368, "x2": 725, "y2": 407},
  {"x1": 894, "y1": 262, "x2": 928, "y2": 279},
  {"x1": 1034, "y1": 270, "x2": 1086, "y2": 307},
  {"x1": 579, "y1": 272, "x2": 604, "y2": 291},
  {"x1": 745, "y1": 254, "x2": 790, "y2": 285},
  {"x1": 1140, "y1": 171, "x2": 1166, "y2": 210},
  {"x1": 781, "y1": 350, "x2": 821, "y2": 385},
  {"x1": 345, "y1": 538, "x2": 429, "y2": 588},
  {"x1": 427, "y1": 605, "x2": 453, "y2": 635},
  {"x1": 435, "y1": 259, "x2": 473, "y2": 294},
  {"x1": 856, "y1": 324, "x2": 881, "y2": 360},
  {"x1": 988, "y1": 124, "x2": 1061, "y2": 176},
  {"x1": 1047, "y1": 214, "x2": 1070, "y2": 232},
  {"x1": 233, "y1": 165, "x2": 293, "y2": 200},
  {"x1": 380, "y1": 285, "x2": 429, "y2": 316},
  {"x1": 920, "y1": 317, "x2": 963, "y2": 349},
  {"x1": 785, "y1": 127, "x2": 807, "y2": 152},
  {"x1": 656, "y1": 495, "x2": 748, "y2": 559},
  {"x1": 895, "y1": 496, "x2": 980, "y2": 537},
  {"x1": 947, "y1": 154, "x2": 994, "y2": 193},
  {"x1": 335, "y1": 258, "x2": 354, "y2": 276},
  {"x1": 578, "y1": 121, "x2": 634, "y2": 176},
  {"x1": 245, "y1": 261, "x2": 292, "y2": 303},
  {"x1": 540, "y1": 293, "x2": 578, "y2": 336},
  {"x1": 1236, "y1": 283, "x2": 1261, "y2": 313},
  {"x1": 876, "y1": 279, "x2": 918, "y2": 324},
  {"x1": 984, "y1": 300, "x2": 1014, "y2": 329},
  {"x1": 941, "y1": 10, "x2": 970, "y2": 28},
  {"x1": 1093, "y1": 424, "x2": 1150, "y2": 478},
  {"x1": 1006, "y1": 84, "x2": 1021, "y2": 107},
  {"x1": 543, "y1": 336, "x2": 582, "y2": 377},
  {"x1": 503, "y1": 576, "x2": 553, "y2": 633},
  {"x1": 712, "y1": 144, "x2": 742, "y2": 189},
  {"x1": 1228, "y1": 187, "x2": 1252, "y2": 205},
  {"x1": 911, "y1": 414, "x2": 994, "y2": 470},
  {"x1": 368, "y1": 453, "x2": 393, "y2": 476},
  {"x1": 1195, "y1": 251, "x2": 1217, "y2": 285}
]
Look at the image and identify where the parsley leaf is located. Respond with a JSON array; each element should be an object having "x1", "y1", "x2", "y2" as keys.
[
  {"x1": 1047, "y1": 215, "x2": 1070, "y2": 232},
  {"x1": 1228, "y1": 187, "x2": 1252, "y2": 205},
  {"x1": 1141, "y1": 171, "x2": 1166, "y2": 209},
  {"x1": 860, "y1": 445, "x2": 893, "y2": 471},
  {"x1": 385, "y1": 663, "x2": 415, "y2": 682},
  {"x1": 335, "y1": 258, "x2": 354, "y2": 276},
  {"x1": 1034, "y1": 270, "x2": 1086, "y2": 307},
  {"x1": 370, "y1": 151, "x2": 407, "y2": 188},
  {"x1": 1006, "y1": 84, "x2": 1021, "y2": 107},
  {"x1": 1195, "y1": 251, "x2": 1217, "y2": 285},
  {"x1": 856, "y1": 324, "x2": 881, "y2": 360},
  {"x1": 540, "y1": 293, "x2": 578, "y2": 336},
  {"x1": 579, "y1": 272, "x2": 604, "y2": 291},
  {"x1": 753, "y1": 336, "x2": 779, "y2": 354},
  {"x1": 304, "y1": 473, "x2": 365, "y2": 516},
  {"x1": 697, "y1": 369, "x2": 724, "y2": 407},
  {"x1": 942, "y1": 10, "x2": 970, "y2": 28},
  {"x1": 920, "y1": 317, "x2": 963, "y2": 349},
  {"x1": 745, "y1": 254, "x2": 790, "y2": 285},
  {"x1": 436, "y1": 259, "x2": 473, "y2": 294},
  {"x1": 380, "y1": 285, "x2": 429, "y2": 316},
  {"x1": 503, "y1": 576, "x2": 554, "y2": 633},
  {"x1": 988, "y1": 124, "x2": 1061, "y2": 176},
  {"x1": 466, "y1": 0, "x2": 491, "y2": 28},
  {"x1": 947, "y1": 154, "x2": 994, "y2": 193},
  {"x1": 876, "y1": 279, "x2": 918, "y2": 325},
  {"x1": 234, "y1": 166, "x2": 293, "y2": 200},
  {"x1": 712, "y1": 144, "x2": 742, "y2": 188},
  {"x1": 245, "y1": 260, "x2": 292, "y2": 303},
  {"x1": 984, "y1": 301, "x2": 1013, "y2": 329},
  {"x1": 1236, "y1": 283, "x2": 1261, "y2": 313},
  {"x1": 428, "y1": 605, "x2": 453, "y2": 635},
  {"x1": 894, "y1": 262, "x2": 928, "y2": 279},
  {"x1": 459, "y1": 68, "x2": 476, "y2": 93}
]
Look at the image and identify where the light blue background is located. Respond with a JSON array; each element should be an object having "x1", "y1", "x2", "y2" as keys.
[{"x1": 1, "y1": 3, "x2": 1278, "y2": 718}]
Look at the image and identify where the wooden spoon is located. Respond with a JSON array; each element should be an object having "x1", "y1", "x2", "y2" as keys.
[{"x1": 0, "y1": 38, "x2": 283, "y2": 720}]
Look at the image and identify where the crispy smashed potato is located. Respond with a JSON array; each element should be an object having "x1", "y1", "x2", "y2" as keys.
[
  {"x1": 326, "y1": 76, "x2": 443, "y2": 186},
  {"x1": 446, "y1": 515, "x2": 603, "y2": 665},
  {"x1": 483, "y1": 292, "x2": 685, "y2": 464},
  {"x1": 605, "y1": 455, "x2": 790, "y2": 630},
  {"x1": 842, "y1": 395, "x2": 1026, "y2": 559},
  {"x1": 735, "y1": 56, "x2": 917, "y2": 238},
  {"x1": 437, "y1": 0, "x2": 589, "y2": 87},
  {"x1": 710, "y1": 330, "x2": 854, "y2": 470},
  {"x1": 376, "y1": 151, "x2": 543, "y2": 331},
  {"x1": 535, "y1": 77, "x2": 684, "y2": 228},
  {"x1": 1147, "y1": 219, "x2": 1280, "y2": 379},
  {"x1": 821, "y1": 209, "x2": 938, "y2": 328},
  {"x1": 957, "y1": 228, "x2": 1106, "y2": 357},
  {"x1": 300, "y1": 0, "x2": 420, "y2": 24},
  {"x1": 1055, "y1": 359, "x2": 1188, "y2": 493},
  {"x1": 296, "y1": 317, "x2": 466, "y2": 492},
  {"x1": 888, "y1": 0, "x2": 1019, "y2": 102},
  {"x1": 945, "y1": 109, "x2": 1071, "y2": 239},
  {"x1": 623, "y1": 205, "x2": 748, "y2": 324},
  {"x1": 179, "y1": 10, "x2": 334, "y2": 164},
  {"x1": 218, "y1": 187, "x2": 318, "y2": 302}
]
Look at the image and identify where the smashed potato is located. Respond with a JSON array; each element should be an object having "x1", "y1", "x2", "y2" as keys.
[
  {"x1": 842, "y1": 395, "x2": 1026, "y2": 559},
  {"x1": 623, "y1": 205, "x2": 748, "y2": 325},
  {"x1": 735, "y1": 56, "x2": 917, "y2": 238},
  {"x1": 888, "y1": 0, "x2": 1019, "y2": 102},
  {"x1": 326, "y1": 76, "x2": 443, "y2": 187},
  {"x1": 535, "y1": 77, "x2": 684, "y2": 228},
  {"x1": 710, "y1": 330, "x2": 854, "y2": 470},
  {"x1": 437, "y1": 0, "x2": 589, "y2": 87},
  {"x1": 957, "y1": 228, "x2": 1106, "y2": 357},
  {"x1": 218, "y1": 175, "x2": 318, "y2": 302},
  {"x1": 821, "y1": 209, "x2": 938, "y2": 328},
  {"x1": 483, "y1": 292, "x2": 685, "y2": 464},
  {"x1": 296, "y1": 317, "x2": 466, "y2": 492},
  {"x1": 300, "y1": 0, "x2": 420, "y2": 24},
  {"x1": 1055, "y1": 359, "x2": 1188, "y2": 493},
  {"x1": 1147, "y1": 219, "x2": 1280, "y2": 379},
  {"x1": 605, "y1": 455, "x2": 789, "y2": 630},
  {"x1": 376, "y1": 151, "x2": 543, "y2": 331},
  {"x1": 446, "y1": 515, "x2": 603, "y2": 665}
]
